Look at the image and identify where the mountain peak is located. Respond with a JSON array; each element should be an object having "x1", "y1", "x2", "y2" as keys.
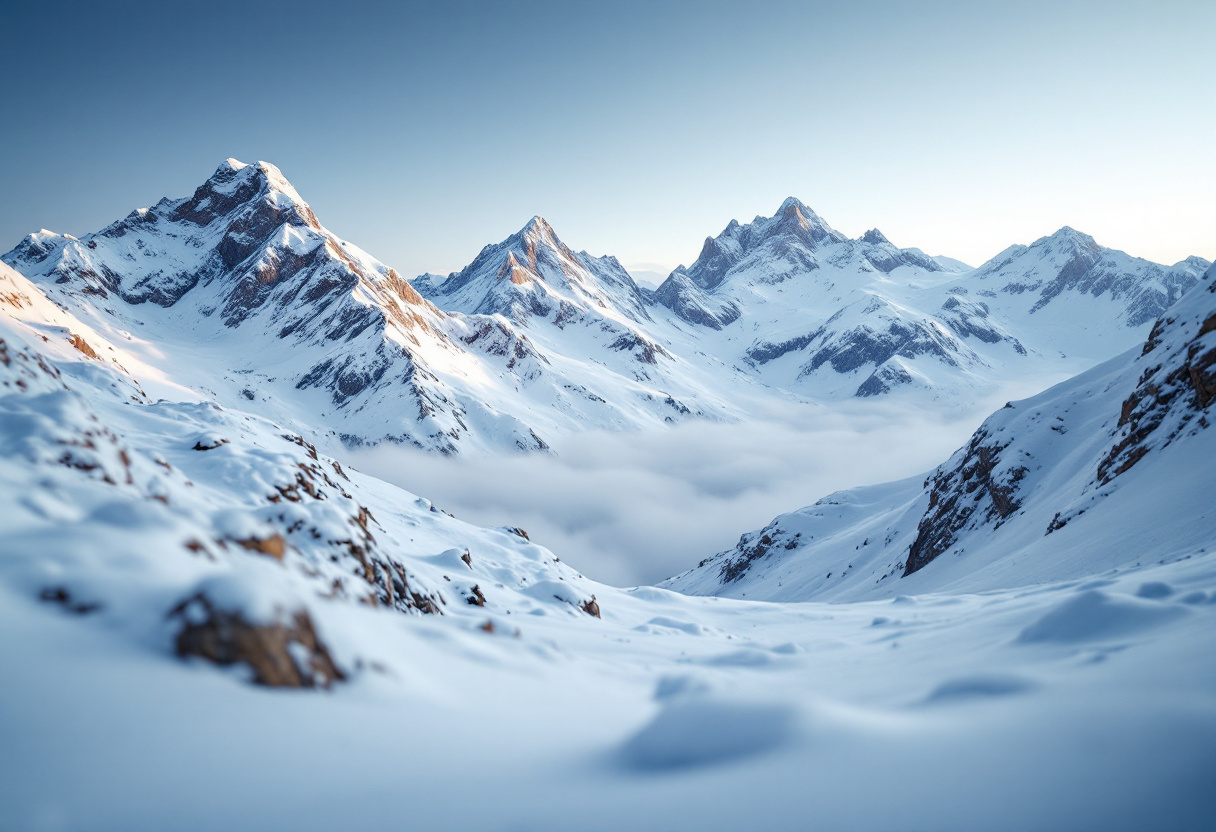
[
  {"x1": 523, "y1": 215, "x2": 552, "y2": 233},
  {"x1": 860, "y1": 228, "x2": 890, "y2": 246},
  {"x1": 769, "y1": 197, "x2": 839, "y2": 243},
  {"x1": 516, "y1": 215, "x2": 562, "y2": 247},
  {"x1": 174, "y1": 159, "x2": 317, "y2": 230},
  {"x1": 1043, "y1": 226, "x2": 1099, "y2": 249},
  {"x1": 779, "y1": 200, "x2": 811, "y2": 230}
]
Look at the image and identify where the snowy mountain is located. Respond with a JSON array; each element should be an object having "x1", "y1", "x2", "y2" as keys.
[
  {"x1": 411, "y1": 213, "x2": 738, "y2": 426},
  {"x1": 416, "y1": 215, "x2": 651, "y2": 325},
  {"x1": 2, "y1": 160, "x2": 554, "y2": 453},
  {"x1": 647, "y1": 198, "x2": 1209, "y2": 402},
  {"x1": 663, "y1": 265, "x2": 1216, "y2": 601}
]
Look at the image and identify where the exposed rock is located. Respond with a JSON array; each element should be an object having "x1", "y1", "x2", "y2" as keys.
[
  {"x1": 68, "y1": 333, "x2": 100, "y2": 359},
  {"x1": 192, "y1": 437, "x2": 229, "y2": 451},
  {"x1": 232, "y1": 534, "x2": 287, "y2": 560},
  {"x1": 904, "y1": 430, "x2": 1028, "y2": 576},
  {"x1": 651, "y1": 271, "x2": 741, "y2": 329},
  {"x1": 171, "y1": 594, "x2": 344, "y2": 688},
  {"x1": 1098, "y1": 308, "x2": 1216, "y2": 484}
]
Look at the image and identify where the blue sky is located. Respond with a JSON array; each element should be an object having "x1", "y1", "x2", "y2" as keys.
[{"x1": 2, "y1": 0, "x2": 1212, "y2": 279}]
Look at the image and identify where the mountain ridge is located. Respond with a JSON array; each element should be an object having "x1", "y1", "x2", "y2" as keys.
[{"x1": 4, "y1": 159, "x2": 1210, "y2": 455}]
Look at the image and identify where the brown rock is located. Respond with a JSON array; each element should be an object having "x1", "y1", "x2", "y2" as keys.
[
  {"x1": 580, "y1": 595, "x2": 601, "y2": 618},
  {"x1": 467, "y1": 584, "x2": 486, "y2": 606},
  {"x1": 171, "y1": 595, "x2": 344, "y2": 688},
  {"x1": 68, "y1": 333, "x2": 100, "y2": 359},
  {"x1": 233, "y1": 534, "x2": 287, "y2": 560}
]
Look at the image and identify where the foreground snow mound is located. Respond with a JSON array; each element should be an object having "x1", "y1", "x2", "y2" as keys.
[{"x1": 666, "y1": 265, "x2": 1216, "y2": 601}]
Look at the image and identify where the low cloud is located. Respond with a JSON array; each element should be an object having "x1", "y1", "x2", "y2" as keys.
[{"x1": 347, "y1": 397, "x2": 1011, "y2": 587}]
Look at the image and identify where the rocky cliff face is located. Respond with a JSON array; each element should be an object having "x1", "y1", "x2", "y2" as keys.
[{"x1": 1097, "y1": 279, "x2": 1216, "y2": 483}]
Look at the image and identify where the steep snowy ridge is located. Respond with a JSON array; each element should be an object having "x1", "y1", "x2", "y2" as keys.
[{"x1": 664, "y1": 265, "x2": 1216, "y2": 601}]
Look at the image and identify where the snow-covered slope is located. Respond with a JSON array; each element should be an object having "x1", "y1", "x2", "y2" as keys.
[
  {"x1": 664, "y1": 265, "x2": 1216, "y2": 601},
  {"x1": 0, "y1": 258, "x2": 607, "y2": 658},
  {"x1": 2, "y1": 248, "x2": 1215, "y2": 830}
]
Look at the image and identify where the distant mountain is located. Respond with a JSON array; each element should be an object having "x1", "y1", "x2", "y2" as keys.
[
  {"x1": 663, "y1": 264, "x2": 1216, "y2": 600},
  {"x1": 416, "y1": 215, "x2": 650, "y2": 325},
  {"x1": 969, "y1": 226, "x2": 1207, "y2": 328},
  {"x1": 644, "y1": 198, "x2": 1207, "y2": 401}
]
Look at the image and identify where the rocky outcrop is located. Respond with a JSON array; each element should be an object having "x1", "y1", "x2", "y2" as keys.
[
  {"x1": 1098, "y1": 280, "x2": 1216, "y2": 484},
  {"x1": 904, "y1": 429, "x2": 1028, "y2": 576},
  {"x1": 801, "y1": 316, "x2": 965, "y2": 378},
  {"x1": 171, "y1": 594, "x2": 344, "y2": 688},
  {"x1": 716, "y1": 523, "x2": 802, "y2": 584}
]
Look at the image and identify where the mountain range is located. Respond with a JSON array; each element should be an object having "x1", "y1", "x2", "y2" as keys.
[{"x1": 4, "y1": 160, "x2": 1207, "y2": 454}]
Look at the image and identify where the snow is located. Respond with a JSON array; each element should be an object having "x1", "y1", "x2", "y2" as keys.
[{"x1": 1, "y1": 164, "x2": 1213, "y2": 830}]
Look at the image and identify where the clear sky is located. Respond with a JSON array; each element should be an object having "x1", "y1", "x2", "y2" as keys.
[{"x1": 2, "y1": 0, "x2": 1212, "y2": 279}]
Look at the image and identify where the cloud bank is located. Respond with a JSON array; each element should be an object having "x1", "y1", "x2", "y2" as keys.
[{"x1": 348, "y1": 397, "x2": 1010, "y2": 587}]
